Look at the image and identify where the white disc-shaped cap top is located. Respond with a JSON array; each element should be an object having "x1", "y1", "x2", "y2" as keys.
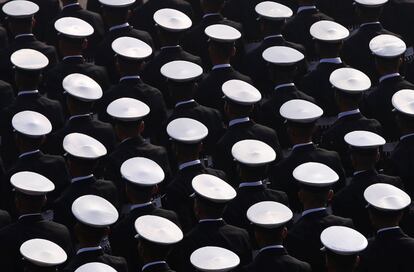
[
  {"x1": 344, "y1": 130, "x2": 386, "y2": 149},
  {"x1": 167, "y1": 118, "x2": 208, "y2": 144},
  {"x1": 205, "y1": 24, "x2": 241, "y2": 42},
  {"x1": 222, "y1": 79, "x2": 262, "y2": 105},
  {"x1": 330, "y1": 68, "x2": 371, "y2": 93},
  {"x1": 12, "y1": 110, "x2": 52, "y2": 137},
  {"x1": 98, "y1": 0, "x2": 135, "y2": 7},
  {"x1": 364, "y1": 183, "x2": 411, "y2": 211},
  {"x1": 355, "y1": 0, "x2": 388, "y2": 7},
  {"x1": 20, "y1": 239, "x2": 67, "y2": 267},
  {"x1": 310, "y1": 20, "x2": 349, "y2": 42},
  {"x1": 63, "y1": 133, "x2": 107, "y2": 159},
  {"x1": 154, "y1": 8, "x2": 192, "y2": 32},
  {"x1": 262, "y1": 46, "x2": 304, "y2": 65},
  {"x1": 107, "y1": 97, "x2": 150, "y2": 121},
  {"x1": 121, "y1": 157, "x2": 165, "y2": 186},
  {"x1": 161, "y1": 60, "x2": 203, "y2": 82},
  {"x1": 321, "y1": 226, "x2": 368, "y2": 255},
  {"x1": 247, "y1": 201, "x2": 293, "y2": 228},
  {"x1": 11, "y1": 171, "x2": 55, "y2": 195},
  {"x1": 190, "y1": 246, "x2": 240, "y2": 272},
  {"x1": 280, "y1": 99, "x2": 323, "y2": 123},
  {"x1": 11, "y1": 49, "x2": 49, "y2": 70},
  {"x1": 255, "y1": 1, "x2": 293, "y2": 20},
  {"x1": 192, "y1": 174, "x2": 237, "y2": 203},
  {"x1": 72, "y1": 195, "x2": 119, "y2": 227},
  {"x1": 2, "y1": 0, "x2": 39, "y2": 18},
  {"x1": 54, "y1": 17, "x2": 94, "y2": 38},
  {"x1": 293, "y1": 162, "x2": 339, "y2": 187},
  {"x1": 231, "y1": 139, "x2": 276, "y2": 166},
  {"x1": 75, "y1": 263, "x2": 117, "y2": 272},
  {"x1": 369, "y1": 34, "x2": 406, "y2": 58},
  {"x1": 392, "y1": 89, "x2": 414, "y2": 116},
  {"x1": 135, "y1": 215, "x2": 183, "y2": 245},
  {"x1": 112, "y1": 37, "x2": 153, "y2": 59},
  {"x1": 63, "y1": 73, "x2": 103, "y2": 102}
]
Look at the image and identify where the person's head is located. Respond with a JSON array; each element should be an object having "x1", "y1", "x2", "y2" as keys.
[
  {"x1": 20, "y1": 239, "x2": 66, "y2": 272},
  {"x1": 395, "y1": 113, "x2": 414, "y2": 135},
  {"x1": 14, "y1": 69, "x2": 42, "y2": 90},
  {"x1": 58, "y1": 36, "x2": 87, "y2": 57},
  {"x1": 3, "y1": 0, "x2": 39, "y2": 36},
  {"x1": 206, "y1": 24, "x2": 240, "y2": 65},
  {"x1": 101, "y1": 5, "x2": 131, "y2": 27},
  {"x1": 334, "y1": 91, "x2": 363, "y2": 112},
  {"x1": 74, "y1": 222, "x2": 109, "y2": 246},
  {"x1": 392, "y1": 89, "x2": 414, "y2": 135},
  {"x1": 15, "y1": 192, "x2": 46, "y2": 215},
  {"x1": 114, "y1": 120, "x2": 145, "y2": 140},
  {"x1": 154, "y1": 8, "x2": 192, "y2": 46},
  {"x1": 256, "y1": 1, "x2": 292, "y2": 37},
  {"x1": 267, "y1": 64, "x2": 298, "y2": 85},
  {"x1": 208, "y1": 41, "x2": 236, "y2": 64},
  {"x1": 11, "y1": 49, "x2": 48, "y2": 90},
  {"x1": 286, "y1": 121, "x2": 316, "y2": 145},
  {"x1": 370, "y1": 34, "x2": 406, "y2": 76},
  {"x1": 298, "y1": 185, "x2": 334, "y2": 209},
  {"x1": 355, "y1": 3, "x2": 384, "y2": 23},
  {"x1": 66, "y1": 96, "x2": 94, "y2": 115},
  {"x1": 310, "y1": 20, "x2": 349, "y2": 59},
  {"x1": 200, "y1": 0, "x2": 225, "y2": 13},
  {"x1": 55, "y1": 17, "x2": 93, "y2": 57},
  {"x1": 374, "y1": 56, "x2": 403, "y2": 76},
  {"x1": 14, "y1": 133, "x2": 45, "y2": 153},
  {"x1": 224, "y1": 100, "x2": 254, "y2": 120},
  {"x1": 193, "y1": 196, "x2": 226, "y2": 220},
  {"x1": 263, "y1": 46, "x2": 304, "y2": 84},
  {"x1": 315, "y1": 40, "x2": 343, "y2": 58}
]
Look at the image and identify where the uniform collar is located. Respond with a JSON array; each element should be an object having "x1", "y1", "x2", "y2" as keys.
[
  {"x1": 76, "y1": 246, "x2": 102, "y2": 255},
  {"x1": 62, "y1": 55, "x2": 84, "y2": 61},
  {"x1": 18, "y1": 213, "x2": 42, "y2": 220},
  {"x1": 212, "y1": 64, "x2": 231, "y2": 70},
  {"x1": 175, "y1": 99, "x2": 195, "y2": 108},
  {"x1": 203, "y1": 12, "x2": 221, "y2": 19},
  {"x1": 69, "y1": 113, "x2": 92, "y2": 121},
  {"x1": 377, "y1": 226, "x2": 400, "y2": 235},
  {"x1": 62, "y1": 2, "x2": 81, "y2": 9},
  {"x1": 18, "y1": 90, "x2": 39, "y2": 96},
  {"x1": 259, "y1": 245, "x2": 284, "y2": 253},
  {"x1": 130, "y1": 202, "x2": 153, "y2": 211},
  {"x1": 360, "y1": 21, "x2": 381, "y2": 28},
  {"x1": 274, "y1": 83, "x2": 295, "y2": 90},
  {"x1": 292, "y1": 142, "x2": 313, "y2": 151},
  {"x1": 160, "y1": 45, "x2": 181, "y2": 51},
  {"x1": 199, "y1": 218, "x2": 224, "y2": 223},
  {"x1": 229, "y1": 117, "x2": 250, "y2": 127},
  {"x1": 337, "y1": 109, "x2": 360, "y2": 119},
  {"x1": 239, "y1": 180, "x2": 263, "y2": 188},
  {"x1": 353, "y1": 170, "x2": 369, "y2": 176},
  {"x1": 179, "y1": 159, "x2": 202, "y2": 171},
  {"x1": 302, "y1": 207, "x2": 326, "y2": 217},
  {"x1": 15, "y1": 33, "x2": 34, "y2": 39},
  {"x1": 120, "y1": 75, "x2": 141, "y2": 82},
  {"x1": 297, "y1": 5, "x2": 317, "y2": 13},
  {"x1": 71, "y1": 174, "x2": 94, "y2": 183},
  {"x1": 379, "y1": 73, "x2": 400, "y2": 83},
  {"x1": 319, "y1": 57, "x2": 342, "y2": 64},
  {"x1": 400, "y1": 132, "x2": 414, "y2": 141},
  {"x1": 264, "y1": 34, "x2": 283, "y2": 41},
  {"x1": 142, "y1": 261, "x2": 167, "y2": 271},
  {"x1": 19, "y1": 149, "x2": 41, "y2": 159},
  {"x1": 109, "y1": 22, "x2": 130, "y2": 32}
]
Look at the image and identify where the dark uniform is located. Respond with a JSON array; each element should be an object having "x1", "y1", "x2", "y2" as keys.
[
  {"x1": 213, "y1": 119, "x2": 283, "y2": 183},
  {"x1": 299, "y1": 60, "x2": 346, "y2": 117},
  {"x1": 270, "y1": 143, "x2": 346, "y2": 212},
  {"x1": 0, "y1": 214, "x2": 73, "y2": 272},
  {"x1": 359, "y1": 227, "x2": 414, "y2": 272},
  {"x1": 0, "y1": 80, "x2": 14, "y2": 111},
  {"x1": 63, "y1": 248, "x2": 128, "y2": 272},
  {"x1": 142, "y1": 263, "x2": 175, "y2": 272},
  {"x1": 320, "y1": 111, "x2": 383, "y2": 174},
  {"x1": 316, "y1": 0, "x2": 356, "y2": 28},
  {"x1": 242, "y1": 246, "x2": 312, "y2": 272},
  {"x1": 164, "y1": 161, "x2": 226, "y2": 232},
  {"x1": 341, "y1": 23, "x2": 395, "y2": 82},
  {"x1": 283, "y1": 7, "x2": 333, "y2": 60},
  {"x1": 31, "y1": 0, "x2": 61, "y2": 42},
  {"x1": 332, "y1": 169, "x2": 403, "y2": 236},
  {"x1": 0, "y1": 25, "x2": 9, "y2": 49},
  {"x1": 389, "y1": 134, "x2": 414, "y2": 195},
  {"x1": 242, "y1": 36, "x2": 307, "y2": 95},
  {"x1": 44, "y1": 56, "x2": 110, "y2": 110},
  {"x1": 142, "y1": 46, "x2": 202, "y2": 107},
  {"x1": 97, "y1": 77, "x2": 168, "y2": 141},
  {"x1": 362, "y1": 74, "x2": 414, "y2": 141},
  {"x1": 53, "y1": 175, "x2": 119, "y2": 232},
  {"x1": 110, "y1": 203, "x2": 179, "y2": 272},
  {"x1": 381, "y1": 0, "x2": 414, "y2": 47},
  {"x1": 196, "y1": 65, "x2": 252, "y2": 113},
  {"x1": 258, "y1": 83, "x2": 315, "y2": 148},
  {"x1": 286, "y1": 209, "x2": 353, "y2": 272},
  {"x1": 175, "y1": 219, "x2": 252, "y2": 271},
  {"x1": 182, "y1": 14, "x2": 244, "y2": 69},
  {"x1": 224, "y1": 183, "x2": 289, "y2": 232},
  {"x1": 0, "y1": 209, "x2": 10, "y2": 228},
  {"x1": 94, "y1": 24, "x2": 154, "y2": 83}
]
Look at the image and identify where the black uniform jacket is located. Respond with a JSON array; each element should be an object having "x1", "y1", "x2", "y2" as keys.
[{"x1": 63, "y1": 248, "x2": 127, "y2": 272}]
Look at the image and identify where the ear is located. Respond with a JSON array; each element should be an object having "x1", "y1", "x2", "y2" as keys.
[
  {"x1": 138, "y1": 121, "x2": 145, "y2": 134},
  {"x1": 151, "y1": 185, "x2": 159, "y2": 196},
  {"x1": 327, "y1": 189, "x2": 334, "y2": 202},
  {"x1": 31, "y1": 17, "x2": 36, "y2": 27},
  {"x1": 230, "y1": 46, "x2": 236, "y2": 57},
  {"x1": 355, "y1": 255, "x2": 360, "y2": 269},
  {"x1": 281, "y1": 226, "x2": 288, "y2": 240},
  {"x1": 82, "y1": 39, "x2": 89, "y2": 51}
]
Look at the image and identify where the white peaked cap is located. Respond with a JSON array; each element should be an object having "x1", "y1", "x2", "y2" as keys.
[
  {"x1": 344, "y1": 130, "x2": 386, "y2": 149},
  {"x1": 55, "y1": 17, "x2": 94, "y2": 38},
  {"x1": 11, "y1": 171, "x2": 55, "y2": 196},
  {"x1": 2, "y1": 0, "x2": 39, "y2": 18},
  {"x1": 75, "y1": 263, "x2": 117, "y2": 272},
  {"x1": 310, "y1": 20, "x2": 349, "y2": 42},
  {"x1": 280, "y1": 99, "x2": 323, "y2": 123},
  {"x1": 255, "y1": 1, "x2": 293, "y2": 20},
  {"x1": 63, "y1": 73, "x2": 103, "y2": 102},
  {"x1": 369, "y1": 34, "x2": 406, "y2": 58},
  {"x1": 154, "y1": 8, "x2": 192, "y2": 32},
  {"x1": 161, "y1": 60, "x2": 203, "y2": 82},
  {"x1": 192, "y1": 174, "x2": 236, "y2": 203},
  {"x1": 321, "y1": 226, "x2": 368, "y2": 255},
  {"x1": 190, "y1": 246, "x2": 240, "y2": 272},
  {"x1": 330, "y1": 68, "x2": 371, "y2": 93},
  {"x1": 392, "y1": 89, "x2": 414, "y2": 117},
  {"x1": 135, "y1": 215, "x2": 183, "y2": 245},
  {"x1": 231, "y1": 139, "x2": 276, "y2": 166},
  {"x1": 107, "y1": 97, "x2": 150, "y2": 121},
  {"x1": 293, "y1": 162, "x2": 339, "y2": 187},
  {"x1": 63, "y1": 133, "x2": 107, "y2": 159},
  {"x1": 364, "y1": 183, "x2": 411, "y2": 211},
  {"x1": 12, "y1": 110, "x2": 52, "y2": 137},
  {"x1": 205, "y1": 24, "x2": 241, "y2": 42},
  {"x1": 222, "y1": 79, "x2": 262, "y2": 105},
  {"x1": 11, "y1": 49, "x2": 48, "y2": 70},
  {"x1": 262, "y1": 46, "x2": 304, "y2": 65},
  {"x1": 98, "y1": 0, "x2": 135, "y2": 7},
  {"x1": 121, "y1": 157, "x2": 165, "y2": 186},
  {"x1": 112, "y1": 37, "x2": 152, "y2": 59},
  {"x1": 167, "y1": 118, "x2": 208, "y2": 144},
  {"x1": 20, "y1": 239, "x2": 67, "y2": 267},
  {"x1": 247, "y1": 201, "x2": 293, "y2": 228},
  {"x1": 72, "y1": 195, "x2": 119, "y2": 227}
]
